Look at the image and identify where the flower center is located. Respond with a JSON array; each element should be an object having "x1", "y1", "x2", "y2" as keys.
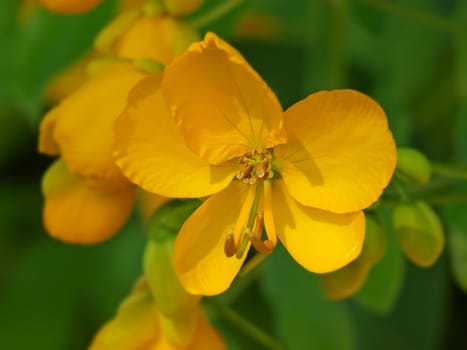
[{"x1": 235, "y1": 149, "x2": 273, "y2": 185}]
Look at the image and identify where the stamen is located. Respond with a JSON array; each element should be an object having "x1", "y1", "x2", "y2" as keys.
[
  {"x1": 223, "y1": 186, "x2": 256, "y2": 258},
  {"x1": 263, "y1": 180, "x2": 277, "y2": 246},
  {"x1": 248, "y1": 232, "x2": 274, "y2": 254},
  {"x1": 235, "y1": 149, "x2": 273, "y2": 185},
  {"x1": 224, "y1": 232, "x2": 236, "y2": 258}
]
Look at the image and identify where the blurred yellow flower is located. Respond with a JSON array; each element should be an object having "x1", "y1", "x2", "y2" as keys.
[
  {"x1": 89, "y1": 278, "x2": 225, "y2": 350},
  {"x1": 114, "y1": 32, "x2": 397, "y2": 295},
  {"x1": 38, "y1": 0, "x2": 102, "y2": 14},
  {"x1": 39, "y1": 62, "x2": 146, "y2": 243}
]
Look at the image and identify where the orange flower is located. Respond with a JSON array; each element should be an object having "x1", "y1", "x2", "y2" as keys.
[
  {"x1": 89, "y1": 279, "x2": 225, "y2": 350},
  {"x1": 114, "y1": 33, "x2": 397, "y2": 295}
]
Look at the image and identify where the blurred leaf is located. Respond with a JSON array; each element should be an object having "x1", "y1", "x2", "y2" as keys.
[
  {"x1": 235, "y1": 41, "x2": 306, "y2": 109},
  {"x1": 351, "y1": 256, "x2": 450, "y2": 350},
  {"x1": 442, "y1": 198, "x2": 467, "y2": 292},
  {"x1": 453, "y1": 0, "x2": 467, "y2": 102},
  {"x1": 455, "y1": 101, "x2": 467, "y2": 163},
  {"x1": 355, "y1": 213, "x2": 406, "y2": 314},
  {"x1": 0, "y1": 215, "x2": 145, "y2": 350},
  {"x1": 259, "y1": 245, "x2": 355, "y2": 350}
]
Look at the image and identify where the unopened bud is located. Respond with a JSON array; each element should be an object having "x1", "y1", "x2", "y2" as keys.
[
  {"x1": 392, "y1": 201, "x2": 444, "y2": 267},
  {"x1": 144, "y1": 237, "x2": 200, "y2": 319},
  {"x1": 396, "y1": 147, "x2": 431, "y2": 186},
  {"x1": 319, "y1": 259, "x2": 370, "y2": 300},
  {"x1": 360, "y1": 214, "x2": 387, "y2": 265}
]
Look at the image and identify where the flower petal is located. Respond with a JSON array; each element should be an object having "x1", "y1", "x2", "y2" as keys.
[
  {"x1": 162, "y1": 32, "x2": 286, "y2": 165},
  {"x1": 174, "y1": 182, "x2": 249, "y2": 295},
  {"x1": 275, "y1": 90, "x2": 396, "y2": 213},
  {"x1": 115, "y1": 16, "x2": 199, "y2": 65},
  {"x1": 51, "y1": 62, "x2": 146, "y2": 183},
  {"x1": 38, "y1": 108, "x2": 60, "y2": 156},
  {"x1": 272, "y1": 180, "x2": 365, "y2": 273},
  {"x1": 188, "y1": 310, "x2": 226, "y2": 350},
  {"x1": 42, "y1": 160, "x2": 135, "y2": 244},
  {"x1": 114, "y1": 74, "x2": 236, "y2": 198}
]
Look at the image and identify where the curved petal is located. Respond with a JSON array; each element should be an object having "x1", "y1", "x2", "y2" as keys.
[
  {"x1": 115, "y1": 16, "x2": 199, "y2": 65},
  {"x1": 114, "y1": 74, "x2": 236, "y2": 198},
  {"x1": 42, "y1": 160, "x2": 135, "y2": 244},
  {"x1": 162, "y1": 32, "x2": 286, "y2": 165},
  {"x1": 275, "y1": 90, "x2": 396, "y2": 213},
  {"x1": 188, "y1": 310, "x2": 226, "y2": 350},
  {"x1": 52, "y1": 62, "x2": 146, "y2": 183},
  {"x1": 272, "y1": 180, "x2": 365, "y2": 273},
  {"x1": 174, "y1": 182, "x2": 249, "y2": 295}
]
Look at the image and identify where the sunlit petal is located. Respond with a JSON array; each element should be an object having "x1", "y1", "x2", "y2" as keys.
[
  {"x1": 174, "y1": 182, "x2": 249, "y2": 295},
  {"x1": 115, "y1": 74, "x2": 236, "y2": 198},
  {"x1": 162, "y1": 32, "x2": 286, "y2": 165},
  {"x1": 272, "y1": 180, "x2": 365, "y2": 273},
  {"x1": 275, "y1": 90, "x2": 396, "y2": 213}
]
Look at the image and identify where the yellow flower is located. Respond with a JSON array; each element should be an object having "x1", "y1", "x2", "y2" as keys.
[
  {"x1": 38, "y1": 0, "x2": 102, "y2": 14},
  {"x1": 95, "y1": 10, "x2": 199, "y2": 66},
  {"x1": 39, "y1": 62, "x2": 146, "y2": 243},
  {"x1": 89, "y1": 279, "x2": 225, "y2": 350},
  {"x1": 114, "y1": 33, "x2": 397, "y2": 295}
]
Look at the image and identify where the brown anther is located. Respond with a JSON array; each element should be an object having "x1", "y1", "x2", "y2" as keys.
[
  {"x1": 248, "y1": 233, "x2": 274, "y2": 254},
  {"x1": 224, "y1": 232, "x2": 237, "y2": 258}
]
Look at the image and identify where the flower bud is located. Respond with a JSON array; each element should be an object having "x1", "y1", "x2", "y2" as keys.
[
  {"x1": 163, "y1": 0, "x2": 203, "y2": 16},
  {"x1": 359, "y1": 214, "x2": 387, "y2": 265},
  {"x1": 396, "y1": 147, "x2": 431, "y2": 186},
  {"x1": 320, "y1": 214, "x2": 386, "y2": 299},
  {"x1": 319, "y1": 259, "x2": 370, "y2": 300},
  {"x1": 392, "y1": 201, "x2": 444, "y2": 267},
  {"x1": 39, "y1": 0, "x2": 102, "y2": 14},
  {"x1": 144, "y1": 237, "x2": 201, "y2": 319}
]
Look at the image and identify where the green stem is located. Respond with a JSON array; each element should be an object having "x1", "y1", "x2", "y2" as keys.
[
  {"x1": 431, "y1": 162, "x2": 467, "y2": 180},
  {"x1": 207, "y1": 299, "x2": 284, "y2": 350},
  {"x1": 354, "y1": 0, "x2": 466, "y2": 37},
  {"x1": 191, "y1": 0, "x2": 245, "y2": 28}
]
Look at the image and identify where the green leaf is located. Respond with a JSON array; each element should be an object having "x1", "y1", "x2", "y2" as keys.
[
  {"x1": 355, "y1": 213, "x2": 406, "y2": 314},
  {"x1": 259, "y1": 245, "x2": 355, "y2": 350}
]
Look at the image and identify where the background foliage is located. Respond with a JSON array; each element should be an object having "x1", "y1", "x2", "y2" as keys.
[{"x1": 1, "y1": 0, "x2": 467, "y2": 349}]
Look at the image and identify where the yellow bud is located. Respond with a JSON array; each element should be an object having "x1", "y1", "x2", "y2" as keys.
[
  {"x1": 360, "y1": 214, "x2": 387, "y2": 265},
  {"x1": 393, "y1": 201, "x2": 444, "y2": 267},
  {"x1": 143, "y1": 237, "x2": 200, "y2": 319},
  {"x1": 163, "y1": 0, "x2": 203, "y2": 16},
  {"x1": 319, "y1": 259, "x2": 371, "y2": 300},
  {"x1": 39, "y1": 0, "x2": 102, "y2": 14},
  {"x1": 94, "y1": 8, "x2": 141, "y2": 55},
  {"x1": 396, "y1": 147, "x2": 431, "y2": 186}
]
